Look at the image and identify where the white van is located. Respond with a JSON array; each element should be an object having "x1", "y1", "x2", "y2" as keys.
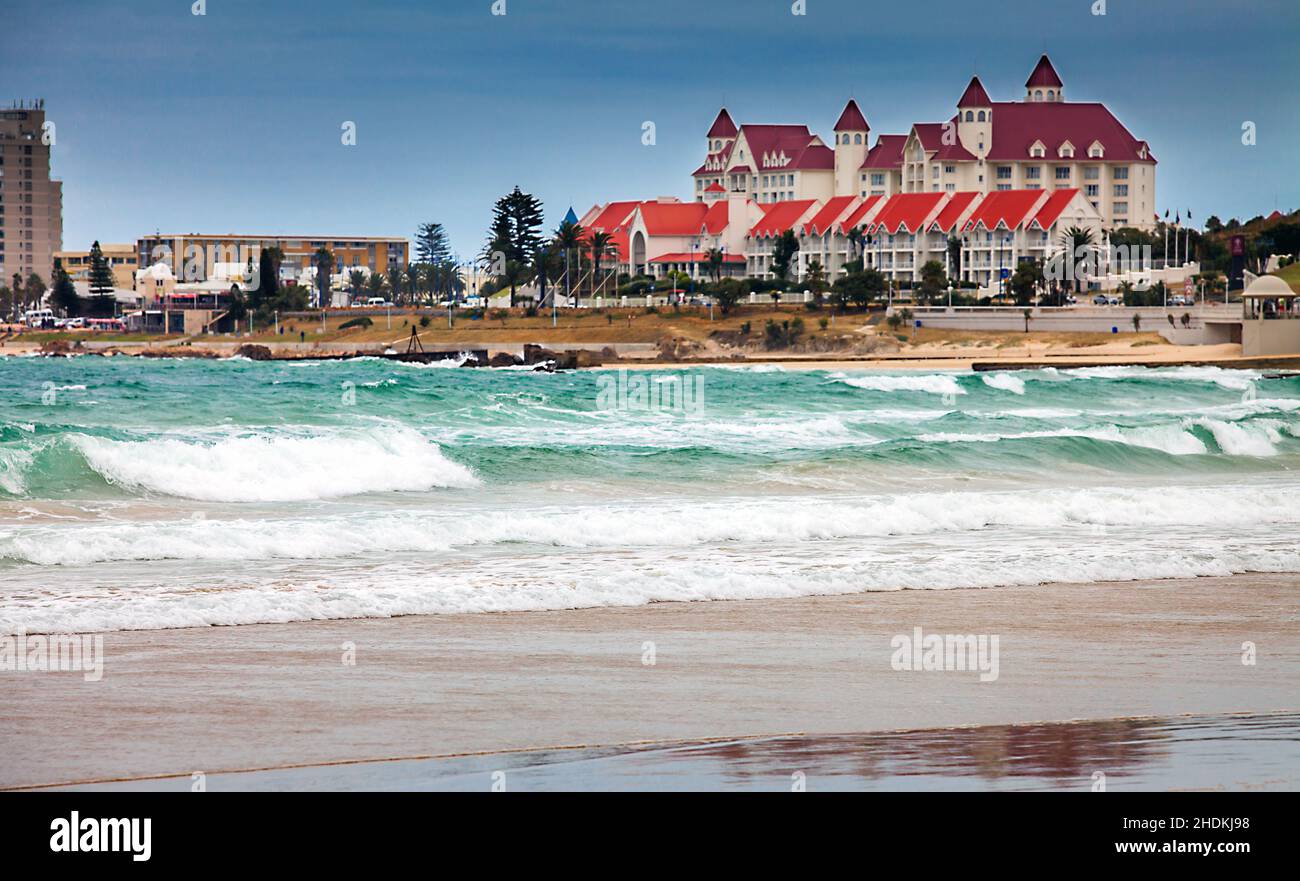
[
  {"x1": 23, "y1": 309, "x2": 56, "y2": 328},
  {"x1": 365, "y1": 297, "x2": 389, "y2": 308}
]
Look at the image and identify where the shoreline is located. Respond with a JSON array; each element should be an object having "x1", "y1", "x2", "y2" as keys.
[{"x1": 3, "y1": 573, "x2": 1295, "y2": 790}]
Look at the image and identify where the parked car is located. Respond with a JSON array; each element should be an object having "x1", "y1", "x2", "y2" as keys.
[{"x1": 1091, "y1": 294, "x2": 1110, "y2": 306}]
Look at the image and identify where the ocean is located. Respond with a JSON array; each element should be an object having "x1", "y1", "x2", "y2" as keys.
[{"x1": 2, "y1": 355, "x2": 1299, "y2": 635}]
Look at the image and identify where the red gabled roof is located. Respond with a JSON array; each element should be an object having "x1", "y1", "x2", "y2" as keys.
[
  {"x1": 928, "y1": 191, "x2": 981, "y2": 233},
  {"x1": 704, "y1": 181, "x2": 726, "y2": 193},
  {"x1": 802, "y1": 196, "x2": 857, "y2": 235},
  {"x1": 912, "y1": 121, "x2": 977, "y2": 161},
  {"x1": 703, "y1": 200, "x2": 729, "y2": 234},
  {"x1": 962, "y1": 189, "x2": 1047, "y2": 232},
  {"x1": 749, "y1": 199, "x2": 817, "y2": 238},
  {"x1": 1026, "y1": 55, "x2": 1063, "y2": 89},
  {"x1": 639, "y1": 201, "x2": 712, "y2": 236},
  {"x1": 868, "y1": 192, "x2": 946, "y2": 234},
  {"x1": 985, "y1": 101, "x2": 1155, "y2": 163},
  {"x1": 740, "y1": 125, "x2": 834, "y2": 172},
  {"x1": 838, "y1": 195, "x2": 884, "y2": 233},
  {"x1": 693, "y1": 140, "x2": 734, "y2": 176},
  {"x1": 1267, "y1": 210, "x2": 1285, "y2": 221},
  {"x1": 649, "y1": 252, "x2": 744, "y2": 264},
  {"x1": 957, "y1": 76, "x2": 992, "y2": 108},
  {"x1": 582, "y1": 201, "x2": 641, "y2": 259},
  {"x1": 707, "y1": 108, "x2": 738, "y2": 139},
  {"x1": 834, "y1": 99, "x2": 869, "y2": 132},
  {"x1": 861, "y1": 134, "x2": 907, "y2": 170},
  {"x1": 1030, "y1": 189, "x2": 1080, "y2": 229}
]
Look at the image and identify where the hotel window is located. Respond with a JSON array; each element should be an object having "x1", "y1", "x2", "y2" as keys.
[
  {"x1": 696, "y1": 180, "x2": 703, "y2": 191},
  {"x1": 932, "y1": 165, "x2": 940, "y2": 179},
  {"x1": 1113, "y1": 184, "x2": 1128, "y2": 197},
  {"x1": 1086, "y1": 185, "x2": 1099, "y2": 197},
  {"x1": 1113, "y1": 202, "x2": 1128, "y2": 215},
  {"x1": 1114, "y1": 167, "x2": 1129, "y2": 180},
  {"x1": 996, "y1": 166, "x2": 1011, "y2": 180},
  {"x1": 944, "y1": 165, "x2": 955, "y2": 174},
  {"x1": 871, "y1": 173, "x2": 884, "y2": 187},
  {"x1": 945, "y1": 183, "x2": 955, "y2": 192},
  {"x1": 1084, "y1": 167, "x2": 1100, "y2": 180},
  {"x1": 1055, "y1": 167, "x2": 1070, "y2": 180},
  {"x1": 997, "y1": 184, "x2": 1011, "y2": 191},
  {"x1": 1026, "y1": 167, "x2": 1041, "y2": 180}
]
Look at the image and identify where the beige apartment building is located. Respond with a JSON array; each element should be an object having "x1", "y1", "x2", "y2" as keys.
[
  {"x1": 134, "y1": 234, "x2": 410, "y2": 286},
  {"x1": 0, "y1": 100, "x2": 63, "y2": 287},
  {"x1": 693, "y1": 56, "x2": 1156, "y2": 232},
  {"x1": 54, "y1": 243, "x2": 138, "y2": 289}
]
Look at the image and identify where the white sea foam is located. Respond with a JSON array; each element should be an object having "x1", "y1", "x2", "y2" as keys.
[
  {"x1": 5, "y1": 483, "x2": 1296, "y2": 568},
  {"x1": 838, "y1": 374, "x2": 966, "y2": 396},
  {"x1": 1194, "y1": 419, "x2": 1281, "y2": 457},
  {"x1": 917, "y1": 424, "x2": 1210, "y2": 456},
  {"x1": 1072, "y1": 365, "x2": 1260, "y2": 391},
  {"x1": 981, "y1": 373, "x2": 1026, "y2": 395},
  {"x1": 66, "y1": 426, "x2": 478, "y2": 502}
]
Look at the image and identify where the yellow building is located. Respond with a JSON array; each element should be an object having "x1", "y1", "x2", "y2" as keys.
[
  {"x1": 134, "y1": 234, "x2": 409, "y2": 286},
  {"x1": 55, "y1": 244, "x2": 138, "y2": 289}
]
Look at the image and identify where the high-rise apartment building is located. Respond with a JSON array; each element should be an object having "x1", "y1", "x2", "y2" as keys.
[{"x1": 0, "y1": 100, "x2": 62, "y2": 287}]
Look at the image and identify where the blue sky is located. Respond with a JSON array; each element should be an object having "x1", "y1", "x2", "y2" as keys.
[{"x1": 4, "y1": 0, "x2": 1298, "y2": 258}]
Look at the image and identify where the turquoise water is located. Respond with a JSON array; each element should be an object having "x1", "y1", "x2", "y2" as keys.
[{"x1": 2, "y1": 355, "x2": 1299, "y2": 633}]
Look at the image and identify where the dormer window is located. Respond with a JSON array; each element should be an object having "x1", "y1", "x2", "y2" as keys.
[
  {"x1": 1047, "y1": 90, "x2": 1055, "y2": 101},
  {"x1": 1088, "y1": 141, "x2": 1104, "y2": 159},
  {"x1": 854, "y1": 134, "x2": 862, "y2": 144},
  {"x1": 1058, "y1": 141, "x2": 1075, "y2": 159},
  {"x1": 1029, "y1": 140, "x2": 1046, "y2": 158}
]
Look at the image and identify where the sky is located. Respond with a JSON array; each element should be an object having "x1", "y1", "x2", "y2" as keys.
[{"x1": 4, "y1": 0, "x2": 1298, "y2": 258}]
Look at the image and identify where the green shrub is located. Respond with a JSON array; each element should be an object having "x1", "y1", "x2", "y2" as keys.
[{"x1": 338, "y1": 316, "x2": 373, "y2": 330}]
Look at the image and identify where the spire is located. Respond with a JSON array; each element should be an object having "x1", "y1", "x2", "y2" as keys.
[
  {"x1": 707, "y1": 108, "x2": 738, "y2": 139},
  {"x1": 956, "y1": 76, "x2": 992, "y2": 108},
  {"x1": 1025, "y1": 55, "x2": 1063, "y2": 89},
  {"x1": 833, "y1": 99, "x2": 869, "y2": 132},
  {"x1": 563, "y1": 207, "x2": 578, "y2": 226}
]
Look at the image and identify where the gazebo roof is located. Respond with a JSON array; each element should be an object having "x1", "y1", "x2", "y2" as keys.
[{"x1": 1243, "y1": 275, "x2": 1296, "y2": 297}]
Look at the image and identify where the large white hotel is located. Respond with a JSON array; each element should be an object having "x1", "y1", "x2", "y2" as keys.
[{"x1": 581, "y1": 57, "x2": 1157, "y2": 289}]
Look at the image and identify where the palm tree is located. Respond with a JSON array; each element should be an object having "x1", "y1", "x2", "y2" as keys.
[
  {"x1": 588, "y1": 231, "x2": 614, "y2": 298},
  {"x1": 1061, "y1": 226, "x2": 1095, "y2": 297},
  {"x1": 553, "y1": 220, "x2": 585, "y2": 304},
  {"x1": 946, "y1": 236, "x2": 963, "y2": 280},
  {"x1": 348, "y1": 270, "x2": 367, "y2": 301}
]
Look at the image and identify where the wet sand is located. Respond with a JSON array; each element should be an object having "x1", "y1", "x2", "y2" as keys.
[{"x1": 2, "y1": 574, "x2": 1297, "y2": 790}]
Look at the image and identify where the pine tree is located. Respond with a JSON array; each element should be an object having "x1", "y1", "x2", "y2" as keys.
[
  {"x1": 50, "y1": 265, "x2": 81, "y2": 317},
  {"x1": 86, "y1": 241, "x2": 117, "y2": 317},
  {"x1": 483, "y1": 186, "x2": 545, "y2": 306},
  {"x1": 415, "y1": 223, "x2": 452, "y2": 265}
]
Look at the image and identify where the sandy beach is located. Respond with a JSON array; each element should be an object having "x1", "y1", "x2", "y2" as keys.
[{"x1": 3, "y1": 574, "x2": 1295, "y2": 791}]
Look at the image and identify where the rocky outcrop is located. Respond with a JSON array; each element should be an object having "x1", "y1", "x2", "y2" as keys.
[{"x1": 232, "y1": 344, "x2": 273, "y2": 361}]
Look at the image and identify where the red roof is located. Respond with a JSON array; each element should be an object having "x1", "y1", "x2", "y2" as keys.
[
  {"x1": 834, "y1": 99, "x2": 869, "y2": 132},
  {"x1": 639, "y1": 201, "x2": 712, "y2": 236},
  {"x1": 749, "y1": 199, "x2": 817, "y2": 238},
  {"x1": 1267, "y1": 210, "x2": 1285, "y2": 221},
  {"x1": 703, "y1": 200, "x2": 729, "y2": 234},
  {"x1": 1026, "y1": 55, "x2": 1064, "y2": 89},
  {"x1": 802, "y1": 196, "x2": 857, "y2": 235},
  {"x1": 707, "y1": 108, "x2": 738, "y2": 139},
  {"x1": 868, "y1": 192, "x2": 946, "y2": 234},
  {"x1": 838, "y1": 195, "x2": 884, "y2": 233},
  {"x1": 984, "y1": 101, "x2": 1155, "y2": 163},
  {"x1": 957, "y1": 76, "x2": 992, "y2": 108},
  {"x1": 693, "y1": 140, "x2": 734, "y2": 176},
  {"x1": 650, "y1": 252, "x2": 744, "y2": 264},
  {"x1": 704, "y1": 182, "x2": 726, "y2": 193},
  {"x1": 581, "y1": 201, "x2": 641, "y2": 261},
  {"x1": 928, "y1": 191, "x2": 981, "y2": 233},
  {"x1": 741, "y1": 125, "x2": 834, "y2": 171},
  {"x1": 1030, "y1": 189, "x2": 1080, "y2": 229},
  {"x1": 913, "y1": 122, "x2": 977, "y2": 161},
  {"x1": 962, "y1": 190, "x2": 1047, "y2": 232},
  {"x1": 861, "y1": 134, "x2": 907, "y2": 170}
]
